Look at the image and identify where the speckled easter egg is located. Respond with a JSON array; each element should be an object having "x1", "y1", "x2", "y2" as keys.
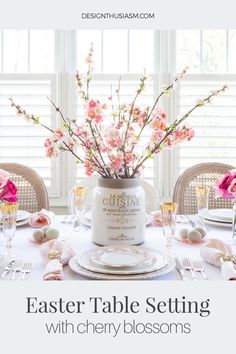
[
  {"x1": 194, "y1": 227, "x2": 206, "y2": 238},
  {"x1": 45, "y1": 228, "x2": 59, "y2": 240},
  {"x1": 187, "y1": 230, "x2": 202, "y2": 242},
  {"x1": 179, "y1": 228, "x2": 189, "y2": 240},
  {"x1": 33, "y1": 229, "x2": 45, "y2": 242}
]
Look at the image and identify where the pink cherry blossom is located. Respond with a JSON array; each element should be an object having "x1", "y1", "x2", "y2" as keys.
[
  {"x1": 84, "y1": 160, "x2": 93, "y2": 176},
  {"x1": 109, "y1": 152, "x2": 124, "y2": 171},
  {"x1": 52, "y1": 128, "x2": 65, "y2": 141},
  {"x1": 46, "y1": 146, "x2": 58, "y2": 158}
]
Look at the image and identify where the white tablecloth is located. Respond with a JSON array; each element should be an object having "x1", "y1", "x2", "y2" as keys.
[{"x1": 0, "y1": 215, "x2": 235, "y2": 280}]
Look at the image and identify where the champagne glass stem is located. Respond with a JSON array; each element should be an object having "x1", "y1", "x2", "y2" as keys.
[
  {"x1": 5, "y1": 237, "x2": 13, "y2": 259},
  {"x1": 166, "y1": 235, "x2": 172, "y2": 259}
]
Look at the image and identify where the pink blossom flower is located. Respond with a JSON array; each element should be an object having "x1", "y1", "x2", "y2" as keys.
[
  {"x1": 45, "y1": 146, "x2": 58, "y2": 158},
  {"x1": 125, "y1": 152, "x2": 136, "y2": 166},
  {"x1": 174, "y1": 127, "x2": 194, "y2": 142},
  {"x1": 110, "y1": 152, "x2": 124, "y2": 171},
  {"x1": 105, "y1": 127, "x2": 123, "y2": 148},
  {"x1": 95, "y1": 114, "x2": 103, "y2": 124},
  {"x1": 88, "y1": 99, "x2": 97, "y2": 108},
  {"x1": 0, "y1": 169, "x2": 10, "y2": 188},
  {"x1": 44, "y1": 137, "x2": 52, "y2": 148},
  {"x1": 149, "y1": 130, "x2": 164, "y2": 148},
  {"x1": 151, "y1": 118, "x2": 166, "y2": 130},
  {"x1": 156, "y1": 108, "x2": 167, "y2": 120},
  {"x1": 84, "y1": 160, "x2": 93, "y2": 176},
  {"x1": 52, "y1": 128, "x2": 65, "y2": 141}
]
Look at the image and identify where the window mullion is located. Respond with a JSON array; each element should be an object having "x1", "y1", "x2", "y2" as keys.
[{"x1": 158, "y1": 30, "x2": 177, "y2": 200}]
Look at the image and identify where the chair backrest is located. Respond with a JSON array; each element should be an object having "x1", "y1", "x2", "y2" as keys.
[
  {"x1": 72, "y1": 175, "x2": 158, "y2": 213},
  {"x1": 0, "y1": 163, "x2": 49, "y2": 213},
  {"x1": 173, "y1": 162, "x2": 234, "y2": 215}
]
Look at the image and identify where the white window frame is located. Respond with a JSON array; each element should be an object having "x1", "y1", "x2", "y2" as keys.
[{"x1": 1, "y1": 29, "x2": 233, "y2": 207}]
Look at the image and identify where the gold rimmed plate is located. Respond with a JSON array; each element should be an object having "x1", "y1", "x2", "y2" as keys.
[
  {"x1": 78, "y1": 247, "x2": 168, "y2": 275},
  {"x1": 69, "y1": 255, "x2": 175, "y2": 280}
]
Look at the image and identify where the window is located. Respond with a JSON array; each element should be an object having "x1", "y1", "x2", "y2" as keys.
[
  {"x1": 175, "y1": 30, "x2": 236, "y2": 195},
  {"x1": 1, "y1": 29, "x2": 235, "y2": 206},
  {"x1": 0, "y1": 30, "x2": 58, "y2": 196}
]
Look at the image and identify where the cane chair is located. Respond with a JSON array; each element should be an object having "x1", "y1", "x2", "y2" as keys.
[
  {"x1": 0, "y1": 163, "x2": 49, "y2": 213},
  {"x1": 72, "y1": 175, "x2": 158, "y2": 213},
  {"x1": 173, "y1": 162, "x2": 234, "y2": 215}
]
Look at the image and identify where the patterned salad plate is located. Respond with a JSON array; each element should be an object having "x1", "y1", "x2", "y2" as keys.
[{"x1": 69, "y1": 246, "x2": 175, "y2": 280}]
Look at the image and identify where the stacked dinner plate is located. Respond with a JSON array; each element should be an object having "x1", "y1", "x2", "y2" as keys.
[
  {"x1": 0, "y1": 210, "x2": 31, "y2": 227},
  {"x1": 204, "y1": 208, "x2": 232, "y2": 227},
  {"x1": 69, "y1": 246, "x2": 175, "y2": 280}
]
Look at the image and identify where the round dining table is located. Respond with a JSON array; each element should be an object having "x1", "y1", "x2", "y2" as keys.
[{"x1": 0, "y1": 215, "x2": 235, "y2": 281}]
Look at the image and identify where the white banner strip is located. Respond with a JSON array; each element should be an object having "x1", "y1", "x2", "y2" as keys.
[{"x1": 0, "y1": 0, "x2": 236, "y2": 29}]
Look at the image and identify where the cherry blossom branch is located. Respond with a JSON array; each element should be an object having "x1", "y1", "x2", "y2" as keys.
[{"x1": 131, "y1": 84, "x2": 228, "y2": 177}]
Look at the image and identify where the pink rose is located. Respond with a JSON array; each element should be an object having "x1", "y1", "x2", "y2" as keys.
[
  {"x1": 228, "y1": 178, "x2": 236, "y2": 194},
  {"x1": 0, "y1": 179, "x2": 17, "y2": 202},
  {"x1": 0, "y1": 169, "x2": 10, "y2": 188},
  {"x1": 215, "y1": 170, "x2": 236, "y2": 199}
]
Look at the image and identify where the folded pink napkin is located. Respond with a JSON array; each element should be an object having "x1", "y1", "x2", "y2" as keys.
[
  {"x1": 150, "y1": 211, "x2": 162, "y2": 226},
  {"x1": 200, "y1": 239, "x2": 236, "y2": 280},
  {"x1": 29, "y1": 209, "x2": 54, "y2": 228},
  {"x1": 39, "y1": 239, "x2": 75, "y2": 281}
]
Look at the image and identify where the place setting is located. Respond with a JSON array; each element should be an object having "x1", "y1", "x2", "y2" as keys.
[{"x1": 69, "y1": 246, "x2": 175, "y2": 280}]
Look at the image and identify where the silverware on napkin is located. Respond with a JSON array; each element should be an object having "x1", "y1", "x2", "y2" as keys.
[
  {"x1": 175, "y1": 258, "x2": 188, "y2": 280},
  {"x1": 1, "y1": 259, "x2": 16, "y2": 279}
]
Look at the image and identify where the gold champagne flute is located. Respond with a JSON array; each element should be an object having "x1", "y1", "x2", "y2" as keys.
[
  {"x1": 73, "y1": 187, "x2": 88, "y2": 232},
  {"x1": 161, "y1": 202, "x2": 178, "y2": 258},
  {"x1": 0, "y1": 202, "x2": 18, "y2": 260},
  {"x1": 195, "y1": 186, "x2": 209, "y2": 227}
]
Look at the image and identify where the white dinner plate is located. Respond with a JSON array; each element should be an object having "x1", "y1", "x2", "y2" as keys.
[
  {"x1": 78, "y1": 247, "x2": 168, "y2": 275},
  {"x1": 69, "y1": 256, "x2": 175, "y2": 280},
  {"x1": 16, "y1": 210, "x2": 31, "y2": 222},
  {"x1": 0, "y1": 210, "x2": 31, "y2": 222},
  {"x1": 205, "y1": 209, "x2": 232, "y2": 222},
  {"x1": 16, "y1": 218, "x2": 30, "y2": 227},
  {"x1": 204, "y1": 218, "x2": 232, "y2": 228}
]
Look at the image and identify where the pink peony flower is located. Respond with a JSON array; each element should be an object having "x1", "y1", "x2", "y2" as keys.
[
  {"x1": 215, "y1": 170, "x2": 236, "y2": 199},
  {"x1": 0, "y1": 179, "x2": 17, "y2": 202},
  {"x1": 228, "y1": 178, "x2": 236, "y2": 194},
  {"x1": 0, "y1": 169, "x2": 10, "y2": 188}
]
